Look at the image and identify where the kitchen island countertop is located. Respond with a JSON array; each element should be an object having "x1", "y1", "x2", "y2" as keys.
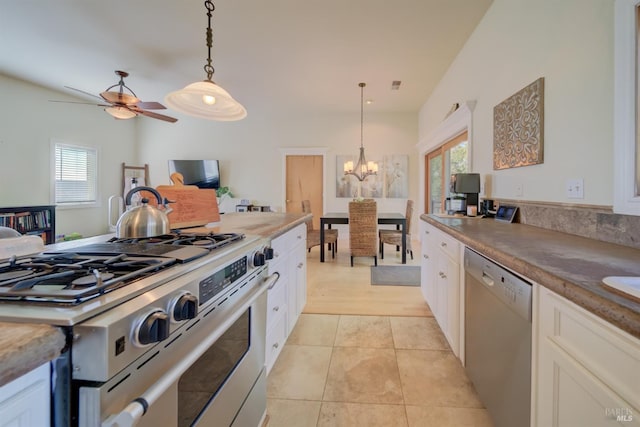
[
  {"x1": 422, "y1": 214, "x2": 640, "y2": 339},
  {"x1": 0, "y1": 211, "x2": 310, "y2": 387}
]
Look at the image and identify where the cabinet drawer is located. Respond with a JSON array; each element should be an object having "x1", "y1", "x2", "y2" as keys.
[
  {"x1": 436, "y1": 230, "x2": 460, "y2": 262},
  {"x1": 265, "y1": 313, "x2": 287, "y2": 374},
  {"x1": 266, "y1": 275, "x2": 287, "y2": 330},
  {"x1": 538, "y1": 288, "x2": 640, "y2": 411}
]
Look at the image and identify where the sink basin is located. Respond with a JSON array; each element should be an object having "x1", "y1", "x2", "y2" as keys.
[{"x1": 602, "y1": 276, "x2": 640, "y2": 299}]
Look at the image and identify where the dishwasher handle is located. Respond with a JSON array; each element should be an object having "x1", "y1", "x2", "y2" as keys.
[{"x1": 482, "y1": 271, "x2": 495, "y2": 287}]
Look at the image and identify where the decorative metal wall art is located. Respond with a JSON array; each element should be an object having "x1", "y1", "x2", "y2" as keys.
[{"x1": 493, "y1": 77, "x2": 544, "y2": 170}]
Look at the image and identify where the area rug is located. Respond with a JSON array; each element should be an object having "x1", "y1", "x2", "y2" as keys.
[{"x1": 370, "y1": 265, "x2": 420, "y2": 286}]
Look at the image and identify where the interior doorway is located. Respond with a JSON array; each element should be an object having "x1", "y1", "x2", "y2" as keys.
[{"x1": 285, "y1": 154, "x2": 324, "y2": 229}]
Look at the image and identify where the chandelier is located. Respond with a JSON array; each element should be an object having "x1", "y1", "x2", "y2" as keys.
[
  {"x1": 344, "y1": 82, "x2": 377, "y2": 181},
  {"x1": 165, "y1": 0, "x2": 246, "y2": 121}
]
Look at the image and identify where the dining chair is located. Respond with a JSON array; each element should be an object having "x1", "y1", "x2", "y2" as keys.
[
  {"x1": 301, "y1": 200, "x2": 338, "y2": 258},
  {"x1": 348, "y1": 199, "x2": 378, "y2": 267},
  {"x1": 379, "y1": 199, "x2": 414, "y2": 261}
]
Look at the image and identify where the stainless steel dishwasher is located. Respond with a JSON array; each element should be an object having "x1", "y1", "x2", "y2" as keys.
[{"x1": 464, "y1": 247, "x2": 532, "y2": 427}]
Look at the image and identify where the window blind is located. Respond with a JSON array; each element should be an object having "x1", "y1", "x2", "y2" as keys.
[{"x1": 54, "y1": 143, "x2": 97, "y2": 204}]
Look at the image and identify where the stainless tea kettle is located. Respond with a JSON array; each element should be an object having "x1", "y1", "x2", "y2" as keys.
[{"x1": 115, "y1": 187, "x2": 173, "y2": 238}]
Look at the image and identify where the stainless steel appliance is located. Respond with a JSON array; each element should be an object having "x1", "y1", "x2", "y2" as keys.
[
  {"x1": 0, "y1": 231, "x2": 277, "y2": 427},
  {"x1": 451, "y1": 173, "x2": 480, "y2": 214},
  {"x1": 463, "y1": 248, "x2": 532, "y2": 427}
]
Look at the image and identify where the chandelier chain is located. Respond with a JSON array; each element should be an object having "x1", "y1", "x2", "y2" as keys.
[{"x1": 204, "y1": 0, "x2": 215, "y2": 81}]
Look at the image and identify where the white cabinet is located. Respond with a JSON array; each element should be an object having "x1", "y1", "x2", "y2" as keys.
[
  {"x1": 420, "y1": 221, "x2": 462, "y2": 357},
  {"x1": 265, "y1": 223, "x2": 307, "y2": 374},
  {"x1": 535, "y1": 286, "x2": 640, "y2": 427},
  {"x1": 0, "y1": 362, "x2": 50, "y2": 427}
]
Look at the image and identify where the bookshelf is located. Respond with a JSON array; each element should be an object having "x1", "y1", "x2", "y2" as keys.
[{"x1": 0, "y1": 206, "x2": 56, "y2": 244}]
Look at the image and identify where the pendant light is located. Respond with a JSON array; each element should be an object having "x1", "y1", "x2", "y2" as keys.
[
  {"x1": 344, "y1": 82, "x2": 378, "y2": 181},
  {"x1": 165, "y1": 0, "x2": 246, "y2": 121}
]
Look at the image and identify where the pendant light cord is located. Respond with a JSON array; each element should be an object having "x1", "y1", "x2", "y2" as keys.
[
  {"x1": 204, "y1": 0, "x2": 215, "y2": 82},
  {"x1": 360, "y1": 82, "x2": 365, "y2": 149}
]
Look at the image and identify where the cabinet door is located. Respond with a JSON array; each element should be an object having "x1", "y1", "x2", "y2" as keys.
[
  {"x1": 536, "y1": 286, "x2": 640, "y2": 427},
  {"x1": 420, "y1": 223, "x2": 437, "y2": 308},
  {"x1": 286, "y1": 225, "x2": 307, "y2": 334},
  {"x1": 0, "y1": 363, "x2": 50, "y2": 427}
]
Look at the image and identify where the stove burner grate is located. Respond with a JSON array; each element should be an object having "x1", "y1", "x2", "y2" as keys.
[{"x1": 0, "y1": 253, "x2": 176, "y2": 305}]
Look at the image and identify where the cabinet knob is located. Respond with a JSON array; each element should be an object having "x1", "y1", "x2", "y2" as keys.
[
  {"x1": 423, "y1": 254, "x2": 429, "y2": 259},
  {"x1": 273, "y1": 342, "x2": 279, "y2": 349},
  {"x1": 441, "y1": 242, "x2": 447, "y2": 247},
  {"x1": 297, "y1": 262, "x2": 304, "y2": 269},
  {"x1": 273, "y1": 306, "x2": 279, "y2": 312},
  {"x1": 439, "y1": 271, "x2": 447, "y2": 278}
]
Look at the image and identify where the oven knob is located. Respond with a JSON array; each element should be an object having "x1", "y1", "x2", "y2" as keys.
[
  {"x1": 251, "y1": 251, "x2": 265, "y2": 267},
  {"x1": 172, "y1": 293, "x2": 198, "y2": 322},
  {"x1": 135, "y1": 310, "x2": 170, "y2": 346},
  {"x1": 263, "y1": 247, "x2": 274, "y2": 260}
]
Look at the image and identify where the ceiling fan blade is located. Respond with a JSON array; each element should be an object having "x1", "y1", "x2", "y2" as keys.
[
  {"x1": 64, "y1": 86, "x2": 104, "y2": 101},
  {"x1": 135, "y1": 101, "x2": 166, "y2": 110},
  {"x1": 131, "y1": 108, "x2": 178, "y2": 123},
  {"x1": 49, "y1": 100, "x2": 111, "y2": 107}
]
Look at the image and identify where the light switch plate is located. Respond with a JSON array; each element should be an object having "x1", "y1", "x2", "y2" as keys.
[{"x1": 566, "y1": 178, "x2": 584, "y2": 199}]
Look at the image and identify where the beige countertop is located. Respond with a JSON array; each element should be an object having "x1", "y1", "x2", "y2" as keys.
[
  {"x1": 422, "y1": 214, "x2": 640, "y2": 339},
  {"x1": 0, "y1": 212, "x2": 309, "y2": 387},
  {"x1": 0, "y1": 322, "x2": 66, "y2": 385}
]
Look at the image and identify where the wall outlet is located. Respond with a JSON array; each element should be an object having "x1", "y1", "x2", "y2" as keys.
[
  {"x1": 566, "y1": 178, "x2": 584, "y2": 199},
  {"x1": 515, "y1": 183, "x2": 523, "y2": 197}
]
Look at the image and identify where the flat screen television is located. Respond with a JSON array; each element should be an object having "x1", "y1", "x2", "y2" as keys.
[{"x1": 168, "y1": 160, "x2": 220, "y2": 189}]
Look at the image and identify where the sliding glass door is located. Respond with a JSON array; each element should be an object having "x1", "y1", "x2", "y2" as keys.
[{"x1": 425, "y1": 132, "x2": 469, "y2": 213}]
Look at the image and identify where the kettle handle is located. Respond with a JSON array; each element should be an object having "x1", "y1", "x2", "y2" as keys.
[
  {"x1": 108, "y1": 195, "x2": 124, "y2": 230},
  {"x1": 125, "y1": 186, "x2": 163, "y2": 207}
]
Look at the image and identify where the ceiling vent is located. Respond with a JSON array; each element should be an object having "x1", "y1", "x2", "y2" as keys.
[{"x1": 391, "y1": 80, "x2": 402, "y2": 91}]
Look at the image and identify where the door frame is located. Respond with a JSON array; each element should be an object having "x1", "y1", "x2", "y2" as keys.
[
  {"x1": 416, "y1": 101, "x2": 476, "y2": 214},
  {"x1": 279, "y1": 147, "x2": 329, "y2": 214}
]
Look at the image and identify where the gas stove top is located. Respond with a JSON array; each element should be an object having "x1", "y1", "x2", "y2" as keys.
[{"x1": 0, "y1": 231, "x2": 254, "y2": 322}]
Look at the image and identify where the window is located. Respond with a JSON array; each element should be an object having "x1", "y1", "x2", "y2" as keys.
[
  {"x1": 614, "y1": 0, "x2": 640, "y2": 215},
  {"x1": 426, "y1": 132, "x2": 469, "y2": 213},
  {"x1": 52, "y1": 141, "x2": 98, "y2": 206}
]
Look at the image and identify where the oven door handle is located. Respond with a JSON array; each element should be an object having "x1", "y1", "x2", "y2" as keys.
[
  {"x1": 101, "y1": 271, "x2": 277, "y2": 427},
  {"x1": 266, "y1": 271, "x2": 280, "y2": 290}
]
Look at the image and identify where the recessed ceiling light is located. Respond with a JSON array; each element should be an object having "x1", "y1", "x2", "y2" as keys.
[
  {"x1": 391, "y1": 80, "x2": 401, "y2": 91},
  {"x1": 366, "y1": 99, "x2": 374, "y2": 105}
]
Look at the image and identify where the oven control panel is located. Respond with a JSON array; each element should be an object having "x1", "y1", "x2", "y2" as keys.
[{"x1": 199, "y1": 256, "x2": 248, "y2": 305}]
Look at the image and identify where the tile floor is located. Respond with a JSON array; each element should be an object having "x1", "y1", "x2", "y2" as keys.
[{"x1": 266, "y1": 314, "x2": 494, "y2": 427}]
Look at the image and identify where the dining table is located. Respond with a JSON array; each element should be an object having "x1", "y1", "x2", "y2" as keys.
[{"x1": 320, "y1": 212, "x2": 407, "y2": 263}]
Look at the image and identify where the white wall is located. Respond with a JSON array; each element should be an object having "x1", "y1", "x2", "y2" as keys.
[
  {"x1": 419, "y1": 0, "x2": 613, "y2": 206},
  {"x1": 0, "y1": 72, "x2": 418, "y2": 239},
  {"x1": 0, "y1": 74, "x2": 138, "y2": 238},
  {"x1": 137, "y1": 109, "x2": 419, "y2": 229}
]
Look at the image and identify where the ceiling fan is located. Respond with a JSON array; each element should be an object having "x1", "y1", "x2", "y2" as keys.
[{"x1": 51, "y1": 70, "x2": 178, "y2": 123}]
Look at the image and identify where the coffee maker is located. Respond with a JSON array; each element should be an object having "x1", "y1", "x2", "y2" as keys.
[
  {"x1": 480, "y1": 199, "x2": 495, "y2": 217},
  {"x1": 450, "y1": 173, "x2": 480, "y2": 215}
]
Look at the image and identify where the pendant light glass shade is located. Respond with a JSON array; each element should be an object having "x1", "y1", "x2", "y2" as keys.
[
  {"x1": 164, "y1": 0, "x2": 246, "y2": 121},
  {"x1": 105, "y1": 106, "x2": 137, "y2": 119},
  {"x1": 165, "y1": 80, "x2": 246, "y2": 121}
]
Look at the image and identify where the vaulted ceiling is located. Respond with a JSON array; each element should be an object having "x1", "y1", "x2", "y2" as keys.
[{"x1": 0, "y1": 0, "x2": 492, "y2": 115}]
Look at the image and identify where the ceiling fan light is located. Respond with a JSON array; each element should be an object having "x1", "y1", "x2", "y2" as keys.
[
  {"x1": 105, "y1": 106, "x2": 137, "y2": 119},
  {"x1": 165, "y1": 80, "x2": 247, "y2": 121}
]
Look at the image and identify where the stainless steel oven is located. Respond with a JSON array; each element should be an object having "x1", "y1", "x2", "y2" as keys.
[
  {"x1": 0, "y1": 231, "x2": 277, "y2": 427},
  {"x1": 79, "y1": 252, "x2": 277, "y2": 427}
]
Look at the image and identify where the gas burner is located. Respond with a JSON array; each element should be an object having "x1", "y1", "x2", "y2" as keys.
[
  {"x1": 0, "y1": 253, "x2": 176, "y2": 305},
  {"x1": 107, "y1": 232, "x2": 245, "y2": 252}
]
